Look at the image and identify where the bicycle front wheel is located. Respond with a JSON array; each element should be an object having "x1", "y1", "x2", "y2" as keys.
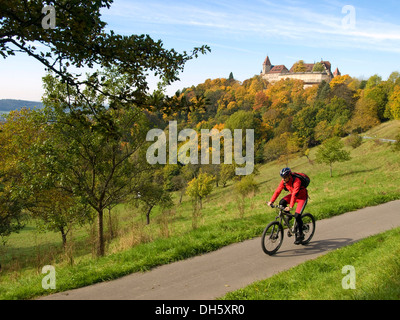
[
  {"x1": 301, "y1": 213, "x2": 316, "y2": 245},
  {"x1": 261, "y1": 221, "x2": 283, "y2": 255}
]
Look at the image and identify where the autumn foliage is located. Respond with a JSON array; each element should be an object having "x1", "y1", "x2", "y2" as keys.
[{"x1": 157, "y1": 71, "x2": 400, "y2": 165}]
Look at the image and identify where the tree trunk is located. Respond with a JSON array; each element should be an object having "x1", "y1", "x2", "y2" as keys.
[
  {"x1": 108, "y1": 208, "x2": 114, "y2": 239},
  {"x1": 146, "y1": 205, "x2": 152, "y2": 225},
  {"x1": 330, "y1": 163, "x2": 333, "y2": 177},
  {"x1": 179, "y1": 189, "x2": 184, "y2": 204},
  {"x1": 98, "y1": 209, "x2": 105, "y2": 256},
  {"x1": 60, "y1": 226, "x2": 67, "y2": 250}
]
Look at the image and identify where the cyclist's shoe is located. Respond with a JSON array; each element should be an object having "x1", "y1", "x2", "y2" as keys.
[{"x1": 294, "y1": 233, "x2": 304, "y2": 245}]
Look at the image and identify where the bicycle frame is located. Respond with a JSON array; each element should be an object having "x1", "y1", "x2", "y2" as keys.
[{"x1": 272, "y1": 205, "x2": 297, "y2": 236}]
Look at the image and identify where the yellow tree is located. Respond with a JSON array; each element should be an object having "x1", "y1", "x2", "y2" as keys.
[
  {"x1": 388, "y1": 85, "x2": 400, "y2": 120},
  {"x1": 186, "y1": 170, "x2": 215, "y2": 210},
  {"x1": 347, "y1": 93, "x2": 380, "y2": 132},
  {"x1": 186, "y1": 170, "x2": 215, "y2": 229},
  {"x1": 292, "y1": 60, "x2": 307, "y2": 72},
  {"x1": 329, "y1": 74, "x2": 351, "y2": 89}
]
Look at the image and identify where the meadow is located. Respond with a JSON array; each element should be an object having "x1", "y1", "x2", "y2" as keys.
[{"x1": 0, "y1": 120, "x2": 399, "y2": 300}]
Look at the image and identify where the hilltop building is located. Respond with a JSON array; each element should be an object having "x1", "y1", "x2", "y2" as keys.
[{"x1": 261, "y1": 56, "x2": 341, "y2": 88}]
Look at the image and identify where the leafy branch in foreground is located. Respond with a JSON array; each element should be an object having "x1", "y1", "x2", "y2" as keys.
[{"x1": 1, "y1": 0, "x2": 210, "y2": 113}]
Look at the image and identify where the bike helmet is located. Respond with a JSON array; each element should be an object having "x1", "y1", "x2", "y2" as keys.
[{"x1": 280, "y1": 167, "x2": 292, "y2": 178}]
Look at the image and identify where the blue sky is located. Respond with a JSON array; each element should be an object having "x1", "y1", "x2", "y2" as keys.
[{"x1": 1, "y1": 0, "x2": 400, "y2": 101}]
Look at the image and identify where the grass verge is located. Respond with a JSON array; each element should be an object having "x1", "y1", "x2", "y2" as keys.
[{"x1": 221, "y1": 227, "x2": 400, "y2": 300}]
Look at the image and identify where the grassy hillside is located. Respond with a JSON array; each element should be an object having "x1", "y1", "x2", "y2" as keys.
[
  {"x1": 0, "y1": 121, "x2": 399, "y2": 299},
  {"x1": 361, "y1": 120, "x2": 400, "y2": 140}
]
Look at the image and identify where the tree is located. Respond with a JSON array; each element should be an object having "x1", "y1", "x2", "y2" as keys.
[
  {"x1": 315, "y1": 97, "x2": 352, "y2": 137},
  {"x1": 186, "y1": 170, "x2": 215, "y2": 209},
  {"x1": 264, "y1": 133, "x2": 288, "y2": 163},
  {"x1": 234, "y1": 175, "x2": 259, "y2": 218},
  {"x1": 316, "y1": 80, "x2": 331, "y2": 102},
  {"x1": 185, "y1": 170, "x2": 214, "y2": 229},
  {"x1": 312, "y1": 62, "x2": 325, "y2": 72},
  {"x1": 27, "y1": 189, "x2": 91, "y2": 249},
  {"x1": 316, "y1": 137, "x2": 351, "y2": 177},
  {"x1": 225, "y1": 110, "x2": 265, "y2": 164},
  {"x1": 253, "y1": 91, "x2": 269, "y2": 111},
  {"x1": 1, "y1": 0, "x2": 210, "y2": 115},
  {"x1": 387, "y1": 85, "x2": 400, "y2": 120},
  {"x1": 219, "y1": 164, "x2": 236, "y2": 187},
  {"x1": 387, "y1": 72, "x2": 400, "y2": 87},
  {"x1": 0, "y1": 108, "x2": 47, "y2": 242},
  {"x1": 134, "y1": 179, "x2": 172, "y2": 225},
  {"x1": 329, "y1": 75, "x2": 352, "y2": 89},
  {"x1": 364, "y1": 83, "x2": 389, "y2": 121},
  {"x1": 365, "y1": 74, "x2": 382, "y2": 89},
  {"x1": 292, "y1": 104, "x2": 319, "y2": 147},
  {"x1": 292, "y1": 60, "x2": 307, "y2": 73},
  {"x1": 347, "y1": 94, "x2": 380, "y2": 133},
  {"x1": 38, "y1": 72, "x2": 154, "y2": 257}
]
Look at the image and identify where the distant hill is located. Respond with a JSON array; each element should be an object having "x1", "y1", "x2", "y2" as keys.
[{"x1": 0, "y1": 99, "x2": 44, "y2": 112}]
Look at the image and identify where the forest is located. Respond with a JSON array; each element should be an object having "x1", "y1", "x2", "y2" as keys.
[{"x1": 155, "y1": 71, "x2": 400, "y2": 162}]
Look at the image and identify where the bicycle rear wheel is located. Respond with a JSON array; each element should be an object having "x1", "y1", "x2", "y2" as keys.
[
  {"x1": 301, "y1": 213, "x2": 315, "y2": 245},
  {"x1": 261, "y1": 221, "x2": 283, "y2": 255}
]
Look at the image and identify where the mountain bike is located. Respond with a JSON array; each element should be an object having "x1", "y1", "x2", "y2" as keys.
[{"x1": 261, "y1": 204, "x2": 316, "y2": 256}]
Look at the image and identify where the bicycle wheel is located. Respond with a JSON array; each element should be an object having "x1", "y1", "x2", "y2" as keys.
[
  {"x1": 301, "y1": 213, "x2": 315, "y2": 245},
  {"x1": 261, "y1": 221, "x2": 283, "y2": 255}
]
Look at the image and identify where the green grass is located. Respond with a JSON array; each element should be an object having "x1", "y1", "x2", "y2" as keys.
[
  {"x1": 0, "y1": 215, "x2": 267, "y2": 299},
  {"x1": 1, "y1": 121, "x2": 400, "y2": 299},
  {"x1": 221, "y1": 227, "x2": 400, "y2": 300}
]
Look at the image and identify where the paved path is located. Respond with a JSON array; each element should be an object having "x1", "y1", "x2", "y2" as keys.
[{"x1": 41, "y1": 200, "x2": 400, "y2": 300}]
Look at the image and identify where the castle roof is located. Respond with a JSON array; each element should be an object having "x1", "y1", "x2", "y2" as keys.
[
  {"x1": 333, "y1": 67, "x2": 341, "y2": 77},
  {"x1": 321, "y1": 61, "x2": 332, "y2": 72},
  {"x1": 263, "y1": 56, "x2": 271, "y2": 66},
  {"x1": 269, "y1": 65, "x2": 289, "y2": 73}
]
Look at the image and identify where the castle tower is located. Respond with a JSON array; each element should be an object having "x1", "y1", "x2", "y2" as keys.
[
  {"x1": 263, "y1": 56, "x2": 272, "y2": 74},
  {"x1": 333, "y1": 67, "x2": 341, "y2": 77}
]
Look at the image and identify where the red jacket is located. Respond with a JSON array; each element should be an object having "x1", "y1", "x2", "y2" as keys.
[{"x1": 270, "y1": 175, "x2": 308, "y2": 208}]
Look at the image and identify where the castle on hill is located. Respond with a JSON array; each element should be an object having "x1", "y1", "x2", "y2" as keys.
[{"x1": 261, "y1": 56, "x2": 341, "y2": 88}]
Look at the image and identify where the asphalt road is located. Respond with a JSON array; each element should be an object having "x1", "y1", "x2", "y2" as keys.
[{"x1": 40, "y1": 200, "x2": 400, "y2": 300}]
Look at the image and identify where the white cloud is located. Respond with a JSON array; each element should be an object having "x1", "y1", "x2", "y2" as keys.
[{"x1": 103, "y1": 0, "x2": 400, "y2": 54}]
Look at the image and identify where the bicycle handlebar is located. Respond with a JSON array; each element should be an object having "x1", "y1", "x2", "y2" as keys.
[
  {"x1": 269, "y1": 204, "x2": 294, "y2": 216},
  {"x1": 269, "y1": 204, "x2": 286, "y2": 210}
]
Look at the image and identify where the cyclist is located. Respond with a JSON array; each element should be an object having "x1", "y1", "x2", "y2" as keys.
[{"x1": 267, "y1": 167, "x2": 308, "y2": 244}]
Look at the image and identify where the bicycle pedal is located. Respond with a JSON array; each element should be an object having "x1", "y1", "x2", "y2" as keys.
[{"x1": 287, "y1": 231, "x2": 293, "y2": 237}]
